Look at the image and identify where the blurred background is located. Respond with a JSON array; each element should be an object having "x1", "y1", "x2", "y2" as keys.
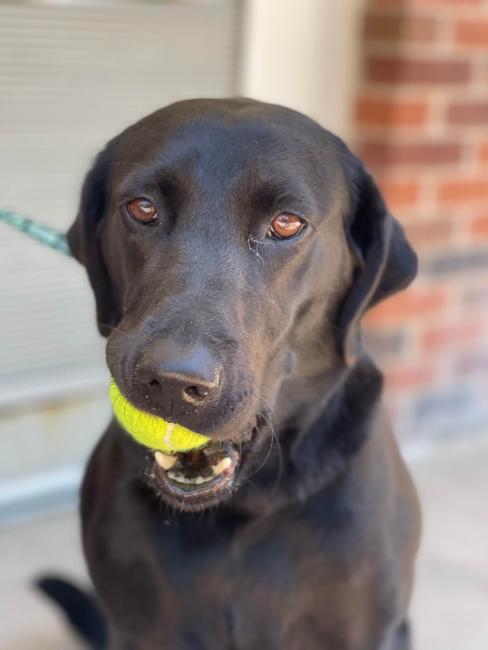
[{"x1": 0, "y1": 0, "x2": 487, "y2": 648}]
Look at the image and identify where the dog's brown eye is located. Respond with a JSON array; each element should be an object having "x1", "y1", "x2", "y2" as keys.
[
  {"x1": 127, "y1": 198, "x2": 158, "y2": 223},
  {"x1": 268, "y1": 213, "x2": 305, "y2": 239}
]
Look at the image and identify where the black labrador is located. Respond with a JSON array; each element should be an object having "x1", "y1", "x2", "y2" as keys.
[{"x1": 44, "y1": 98, "x2": 421, "y2": 650}]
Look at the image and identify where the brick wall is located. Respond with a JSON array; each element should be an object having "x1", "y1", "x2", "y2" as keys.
[{"x1": 355, "y1": 0, "x2": 488, "y2": 444}]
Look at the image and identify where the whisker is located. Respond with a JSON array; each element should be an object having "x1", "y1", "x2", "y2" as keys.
[{"x1": 243, "y1": 391, "x2": 283, "y2": 486}]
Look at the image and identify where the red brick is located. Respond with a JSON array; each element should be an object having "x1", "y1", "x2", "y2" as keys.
[
  {"x1": 356, "y1": 97, "x2": 428, "y2": 128},
  {"x1": 364, "y1": 14, "x2": 437, "y2": 43},
  {"x1": 427, "y1": 0, "x2": 480, "y2": 4},
  {"x1": 372, "y1": 0, "x2": 480, "y2": 6},
  {"x1": 405, "y1": 219, "x2": 454, "y2": 248},
  {"x1": 470, "y1": 215, "x2": 488, "y2": 237},
  {"x1": 359, "y1": 0, "x2": 488, "y2": 439},
  {"x1": 385, "y1": 364, "x2": 436, "y2": 390},
  {"x1": 456, "y1": 21, "x2": 488, "y2": 47},
  {"x1": 365, "y1": 288, "x2": 448, "y2": 326},
  {"x1": 367, "y1": 57, "x2": 471, "y2": 85},
  {"x1": 462, "y1": 285, "x2": 488, "y2": 308},
  {"x1": 438, "y1": 178, "x2": 488, "y2": 203},
  {"x1": 446, "y1": 101, "x2": 488, "y2": 124},
  {"x1": 480, "y1": 143, "x2": 488, "y2": 163},
  {"x1": 428, "y1": 0, "x2": 480, "y2": 3},
  {"x1": 359, "y1": 141, "x2": 462, "y2": 166},
  {"x1": 421, "y1": 321, "x2": 484, "y2": 350},
  {"x1": 377, "y1": 179, "x2": 420, "y2": 209},
  {"x1": 454, "y1": 351, "x2": 488, "y2": 376}
]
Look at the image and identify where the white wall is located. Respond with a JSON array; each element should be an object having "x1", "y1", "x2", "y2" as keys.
[{"x1": 239, "y1": 0, "x2": 365, "y2": 141}]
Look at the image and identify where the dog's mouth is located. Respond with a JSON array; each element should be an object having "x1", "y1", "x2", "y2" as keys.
[{"x1": 146, "y1": 440, "x2": 241, "y2": 508}]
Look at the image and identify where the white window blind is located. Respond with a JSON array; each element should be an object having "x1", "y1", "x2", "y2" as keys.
[{"x1": 0, "y1": 0, "x2": 240, "y2": 404}]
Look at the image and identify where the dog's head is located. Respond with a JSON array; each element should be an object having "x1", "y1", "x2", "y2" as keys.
[{"x1": 69, "y1": 98, "x2": 416, "y2": 511}]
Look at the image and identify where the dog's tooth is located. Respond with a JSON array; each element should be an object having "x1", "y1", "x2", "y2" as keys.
[
  {"x1": 166, "y1": 472, "x2": 215, "y2": 486},
  {"x1": 168, "y1": 472, "x2": 194, "y2": 484},
  {"x1": 168, "y1": 471, "x2": 186, "y2": 482},
  {"x1": 154, "y1": 451, "x2": 177, "y2": 470},
  {"x1": 212, "y1": 457, "x2": 232, "y2": 476}
]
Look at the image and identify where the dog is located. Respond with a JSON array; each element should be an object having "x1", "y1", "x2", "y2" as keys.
[{"x1": 42, "y1": 98, "x2": 421, "y2": 649}]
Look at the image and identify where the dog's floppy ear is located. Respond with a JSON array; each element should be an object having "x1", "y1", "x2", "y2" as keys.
[
  {"x1": 67, "y1": 146, "x2": 119, "y2": 337},
  {"x1": 338, "y1": 163, "x2": 417, "y2": 364}
]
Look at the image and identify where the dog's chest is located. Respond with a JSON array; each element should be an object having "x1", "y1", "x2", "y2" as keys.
[{"x1": 136, "y1": 513, "x2": 390, "y2": 650}]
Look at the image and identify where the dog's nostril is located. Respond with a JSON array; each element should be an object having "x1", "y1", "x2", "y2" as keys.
[
  {"x1": 183, "y1": 385, "x2": 208, "y2": 402},
  {"x1": 136, "y1": 344, "x2": 222, "y2": 411}
]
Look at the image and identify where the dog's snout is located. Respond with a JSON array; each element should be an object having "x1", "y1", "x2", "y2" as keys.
[{"x1": 136, "y1": 342, "x2": 222, "y2": 412}]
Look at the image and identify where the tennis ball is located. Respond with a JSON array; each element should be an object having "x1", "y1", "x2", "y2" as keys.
[{"x1": 109, "y1": 379, "x2": 209, "y2": 454}]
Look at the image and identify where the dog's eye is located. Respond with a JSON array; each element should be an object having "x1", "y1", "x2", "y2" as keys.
[
  {"x1": 127, "y1": 198, "x2": 158, "y2": 223},
  {"x1": 267, "y1": 213, "x2": 305, "y2": 239}
]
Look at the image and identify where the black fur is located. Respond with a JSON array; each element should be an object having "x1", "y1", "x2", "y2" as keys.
[
  {"x1": 42, "y1": 99, "x2": 420, "y2": 649},
  {"x1": 35, "y1": 576, "x2": 107, "y2": 648}
]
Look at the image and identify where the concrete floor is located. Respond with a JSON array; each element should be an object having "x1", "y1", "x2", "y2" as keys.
[
  {"x1": 409, "y1": 433, "x2": 488, "y2": 650},
  {"x1": 1, "y1": 434, "x2": 487, "y2": 649}
]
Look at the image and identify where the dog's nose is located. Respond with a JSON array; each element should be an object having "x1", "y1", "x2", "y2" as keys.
[{"x1": 136, "y1": 343, "x2": 222, "y2": 411}]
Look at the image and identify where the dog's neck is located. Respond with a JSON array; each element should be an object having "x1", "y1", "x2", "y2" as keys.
[{"x1": 234, "y1": 355, "x2": 384, "y2": 517}]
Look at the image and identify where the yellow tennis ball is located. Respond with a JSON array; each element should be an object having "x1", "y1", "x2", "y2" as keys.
[{"x1": 109, "y1": 379, "x2": 209, "y2": 454}]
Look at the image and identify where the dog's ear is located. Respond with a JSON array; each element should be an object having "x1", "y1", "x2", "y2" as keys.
[
  {"x1": 338, "y1": 164, "x2": 417, "y2": 364},
  {"x1": 67, "y1": 146, "x2": 119, "y2": 337}
]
